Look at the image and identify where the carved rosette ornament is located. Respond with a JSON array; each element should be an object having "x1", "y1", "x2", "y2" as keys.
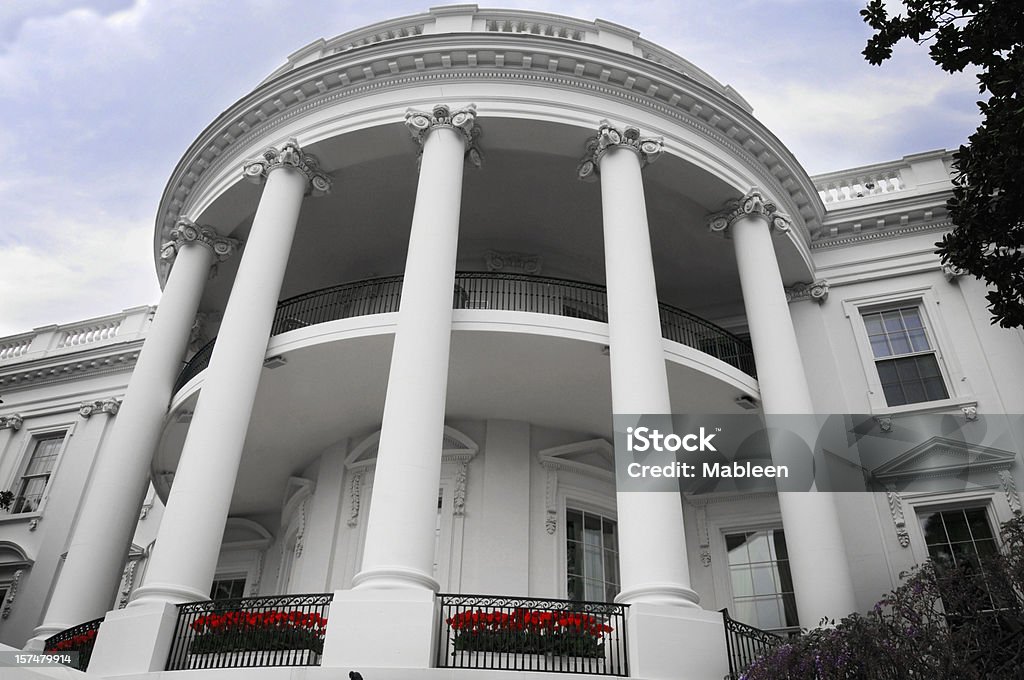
[
  {"x1": 79, "y1": 398, "x2": 121, "y2": 418},
  {"x1": 707, "y1": 188, "x2": 792, "y2": 236},
  {"x1": 159, "y1": 218, "x2": 240, "y2": 264},
  {"x1": 242, "y1": 137, "x2": 332, "y2": 196},
  {"x1": 785, "y1": 280, "x2": 830, "y2": 304},
  {"x1": 405, "y1": 103, "x2": 482, "y2": 167},
  {"x1": 577, "y1": 120, "x2": 663, "y2": 181},
  {"x1": 0, "y1": 414, "x2": 23, "y2": 431}
]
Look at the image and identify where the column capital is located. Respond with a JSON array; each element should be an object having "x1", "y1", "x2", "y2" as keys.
[
  {"x1": 0, "y1": 414, "x2": 23, "y2": 431},
  {"x1": 160, "y1": 219, "x2": 241, "y2": 264},
  {"x1": 707, "y1": 188, "x2": 792, "y2": 236},
  {"x1": 577, "y1": 120, "x2": 663, "y2": 181},
  {"x1": 79, "y1": 398, "x2": 121, "y2": 419},
  {"x1": 405, "y1": 103, "x2": 483, "y2": 167},
  {"x1": 242, "y1": 138, "x2": 332, "y2": 195}
]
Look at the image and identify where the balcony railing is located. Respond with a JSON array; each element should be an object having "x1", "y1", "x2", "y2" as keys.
[
  {"x1": 721, "y1": 608, "x2": 785, "y2": 680},
  {"x1": 44, "y1": 616, "x2": 103, "y2": 671},
  {"x1": 174, "y1": 272, "x2": 755, "y2": 393},
  {"x1": 437, "y1": 593, "x2": 629, "y2": 676},
  {"x1": 165, "y1": 593, "x2": 332, "y2": 670}
]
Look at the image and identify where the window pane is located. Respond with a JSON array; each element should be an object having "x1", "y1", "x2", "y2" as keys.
[
  {"x1": 882, "y1": 311, "x2": 905, "y2": 332},
  {"x1": 567, "y1": 575, "x2": 583, "y2": 601},
  {"x1": 870, "y1": 336, "x2": 891, "y2": 358},
  {"x1": 889, "y1": 333, "x2": 911, "y2": 355},
  {"x1": 882, "y1": 382, "x2": 907, "y2": 406},
  {"x1": 584, "y1": 546, "x2": 603, "y2": 579},
  {"x1": 864, "y1": 314, "x2": 884, "y2": 335},
  {"x1": 726, "y1": 534, "x2": 750, "y2": 564},
  {"x1": 747, "y1": 533, "x2": 771, "y2": 562},
  {"x1": 602, "y1": 518, "x2": 618, "y2": 552},
  {"x1": 902, "y1": 308, "x2": 923, "y2": 328},
  {"x1": 902, "y1": 381, "x2": 927, "y2": 404},
  {"x1": 908, "y1": 328, "x2": 930, "y2": 352},
  {"x1": 567, "y1": 541, "x2": 582, "y2": 576},
  {"x1": 920, "y1": 513, "x2": 947, "y2": 544},
  {"x1": 965, "y1": 509, "x2": 994, "y2": 540},
  {"x1": 944, "y1": 511, "x2": 971, "y2": 542},
  {"x1": 755, "y1": 598, "x2": 784, "y2": 630},
  {"x1": 731, "y1": 567, "x2": 754, "y2": 597},
  {"x1": 566, "y1": 510, "x2": 582, "y2": 541},
  {"x1": 751, "y1": 565, "x2": 777, "y2": 595},
  {"x1": 924, "y1": 377, "x2": 949, "y2": 401}
]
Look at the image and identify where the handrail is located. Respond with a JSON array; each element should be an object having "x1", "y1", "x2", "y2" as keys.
[
  {"x1": 44, "y1": 616, "x2": 104, "y2": 671},
  {"x1": 174, "y1": 272, "x2": 755, "y2": 393},
  {"x1": 721, "y1": 608, "x2": 785, "y2": 680}
]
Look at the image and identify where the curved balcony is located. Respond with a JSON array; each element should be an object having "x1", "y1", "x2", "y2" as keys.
[{"x1": 174, "y1": 272, "x2": 754, "y2": 394}]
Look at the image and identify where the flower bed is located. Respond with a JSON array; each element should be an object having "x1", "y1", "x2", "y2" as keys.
[
  {"x1": 446, "y1": 608, "x2": 613, "y2": 658},
  {"x1": 188, "y1": 609, "x2": 328, "y2": 655}
]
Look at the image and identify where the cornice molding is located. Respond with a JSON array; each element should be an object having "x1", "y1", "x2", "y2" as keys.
[
  {"x1": 0, "y1": 350, "x2": 141, "y2": 392},
  {"x1": 154, "y1": 33, "x2": 823, "y2": 279},
  {"x1": 811, "y1": 220, "x2": 952, "y2": 250}
]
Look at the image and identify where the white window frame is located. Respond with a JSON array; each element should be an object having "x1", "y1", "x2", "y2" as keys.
[
  {"x1": 557, "y1": 487, "x2": 619, "y2": 603},
  {"x1": 901, "y1": 488, "x2": 1013, "y2": 568},
  {"x1": 842, "y1": 286, "x2": 973, "y2": 414},
  {"x1": 2, "y1": 424, "x2": 73, "y2": 519}
]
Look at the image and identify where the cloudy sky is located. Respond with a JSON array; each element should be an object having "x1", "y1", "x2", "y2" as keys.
[{"x1": 0, "y1": 0, "x2": 980, "y2": 337}]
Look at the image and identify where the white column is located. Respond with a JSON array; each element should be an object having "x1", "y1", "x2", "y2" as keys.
[
  {"x1": 29, "y1": 220, "x2": 236, "y2": 644},
  {"x1": 579, "y1": 122, "x2": 698, "y2": 608},
  {"x1": 708, "y1": 188, "x2": 858, "y2": 625},
  {"x1": 354, "y1": 104, "x2": 479, "y2": 591},
  {"x1": 129, "y1": 139, "x2": 330, "y2": 606}
]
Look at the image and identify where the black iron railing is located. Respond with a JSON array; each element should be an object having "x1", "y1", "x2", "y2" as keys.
[
  {"x1": 437, "y1": 593, "x2": 629, "y2": 676},
  {"x1": 174, "y1": 272, "x2": 755, "y2": 393},
  {"x1": 165, "y1": 593, "x2": 332, "y2": 670},
  {"x1": 44, "y1": 616, "x2": 103, "y2": 671},
  {"x1": 721, "y1": 609, "x2": 785, "y2": 680}
]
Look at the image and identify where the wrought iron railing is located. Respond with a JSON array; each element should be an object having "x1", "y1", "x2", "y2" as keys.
[
  {"x1": 721, "y1": 608, "x2": 785, "y2": 680},
  {"x1": 174, "y1": 272, "x2": 755, "y2": 393},
  {"x1": 44, "y1": 616, "x2": 103, "y2": 671},
  {"x1": 437, "y1": 593, "x2": 629, "y2": 676},
  {"x1": 165, "y1": 593, "x2": 333, "y2": 670}
]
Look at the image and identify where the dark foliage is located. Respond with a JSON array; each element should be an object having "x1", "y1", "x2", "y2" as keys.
[{"x1": 862, "y1": 0, "x2": 1024, "y2": 327}]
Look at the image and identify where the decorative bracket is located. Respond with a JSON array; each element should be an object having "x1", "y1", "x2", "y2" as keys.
[
  {"x1": 999, "y1": 470, "x2": 1022, "y2": 515},
  {"x1": 242, "y1": 137, "x2": 332, "y2": 196},
  {"x1": 347, "y1": 471, "x2": 363, "y2": 527},
  {"x1": 707, "y1": 188, "x2": 792, "y2": 236},
  {"x1": 0, "y1": 414, "x2": 23, "y2": 431},
  {"x1": 885, "y1": 486, "x2": 911, "y2": 548},
  {"x1": 405, "y1": 104, "x2": 482, "y2": 167},
  {"x1": 942, "y1": 263, "x2": 967, "y2": 282},
  {"x1": 577, "y1": 120, "x2": 662, "y2": 181},
  {"x1": 1, "y1": 569, "x2": 24, "y2": 619}
]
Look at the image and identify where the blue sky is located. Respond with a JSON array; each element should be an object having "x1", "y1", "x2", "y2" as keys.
[{"x1": 0, "y1": 0, "x2": 980, "y2": 337}]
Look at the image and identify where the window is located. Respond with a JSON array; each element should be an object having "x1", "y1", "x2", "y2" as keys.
[
  {"x1": 863, "y1": 306, "x2": 948, "y2": 406},
  {"x1": 10, "y1": 433, "x2": 65, "y2": 514},
  {"x1": 725, "y1": 528, "x2": 798, "y2": 632},
  {"x1": 210, "y1": 577, "x2": 247, "y2": 600},
  {"x1": 918, "y1": 507, "x2": 997, "y2": 569},
  {"x1": 566, "y1": 509, "x2": 619, "y2": 602}
]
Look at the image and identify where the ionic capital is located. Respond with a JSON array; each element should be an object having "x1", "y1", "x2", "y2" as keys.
[
  {"x1": 577, "y1": 120, "x2": 663, "y2": 181},
  {"x1": 242, "y1": 138, "x2": 332, "y2": 196},
  {"x1": 0, "y1": 414, "x2": 23, "y2": 431},
  {"x1": 785, "y1": 280, "x2": 830, "y2": 304},
  {"x1": 160, "y1": 219, "x2": 241, "y2": 264},
  {"x1": 79, "y1": 398, "x2": 121, "y2": 418},
  {"x1": 405, "y1": 104, "x2": 482, "y2": 167},
  {"x1": 707, "y1": 188, "x2": 792, "y2": 236}
]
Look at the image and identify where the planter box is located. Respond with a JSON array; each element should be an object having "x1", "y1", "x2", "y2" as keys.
[
  {"x1": 446, "y1": 651, "x2": 608, "y2": 673},
  {"x1": 186, "y1": 648, "x2": 319, "y2": 669}
]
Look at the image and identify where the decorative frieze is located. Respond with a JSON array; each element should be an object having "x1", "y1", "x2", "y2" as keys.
[
  {"x1": 347, "y1": 471, "x2": 363, "y2": 527},
  {"x1": 1, "y1": 569, "x2": 23, "y2": 619},
  {"x1": 242, "y1": 138, "x2": 332, "y2": 196},
  {"x1": 998, "y1": 470, "x2": 1022, "y2": 515},
  {"x1": 577, "y1": 120, "x2": 663, "y2": 181},
  {"x1": 0, "y1": 414, "x2": 23, "y2": 431},
  {"x1": 785, "y1": 280, "x2": 830, "y2": 304},
  {"x1": 707, "y1": 188, "x2": 792, "y2": 236},
  {"x1": 79, "y1": 398, "x2": 121, "y2": 418},
  {"x1": 484, "y1": 250, "x2": 542, "y2": 275},
  {"x1": 404, "y1": 103, "x2": 482, "y2": 167},
  {"x1": 159, "y1": 218, "x2": 240, "y2": 264},
  {"x1": 885, "y1": 486, "x2": 911, "y2": 548}
]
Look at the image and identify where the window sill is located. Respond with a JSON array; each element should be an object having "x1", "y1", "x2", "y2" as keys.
[
  {"x1": 0, "y1": 510, "x2": 42, "y2": 526},
  {"x1": 870, "y1": 396, "x2": 977, "y2": 418}
]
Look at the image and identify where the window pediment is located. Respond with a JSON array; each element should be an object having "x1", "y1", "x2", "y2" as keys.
[{"x1": 872, "y1": 436, "x2": 1016, "y2": 484}]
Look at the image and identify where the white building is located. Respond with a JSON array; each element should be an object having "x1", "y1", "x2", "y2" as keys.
[{"x1": 2, "y1": 6, "x2": 1022, "y2": 680}]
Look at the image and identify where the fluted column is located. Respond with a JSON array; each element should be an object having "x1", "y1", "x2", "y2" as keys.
[
  {"x1": 708, "y1": 189, "x2": 858, "y2": 625},
  {"x1": 354, "y1": 104, "x2": 480, "y2": 591},
  {"x1": 29, "y1": 220, "x2": 237, "y2": 644},
  {"x1": 579, "y1": 122, "x2": 699, "y2": 608},
  {"x1": 130, "y1": 139, "x2": 330, "y2": 605}
]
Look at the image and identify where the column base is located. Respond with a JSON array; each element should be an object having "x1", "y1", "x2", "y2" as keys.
[
  {"x1": 352, "y1": 565, "x2": 440, "y2": 591},
  {"x1": 321, "y1": 589, "x2": 438, "y2": 670},
  {"x1": 615, "y1": 582, "x2": 701, "y2": 608},
  {"x1": 87, "y1": 601, "x2": 179, "y2": 675},
  {"x1": 626, "y1": 604, "x2": 728, "y2": 680}
]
